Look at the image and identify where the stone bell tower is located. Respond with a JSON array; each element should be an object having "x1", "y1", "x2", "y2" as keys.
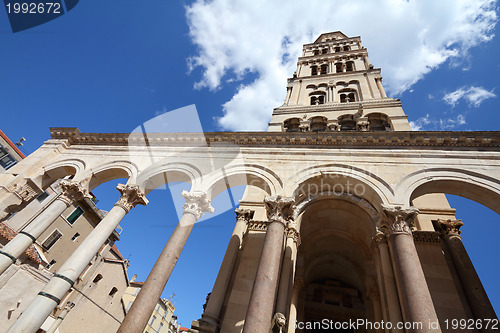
[{"x1": 268, "y1": 31, "x2": 412, "y2": 133}]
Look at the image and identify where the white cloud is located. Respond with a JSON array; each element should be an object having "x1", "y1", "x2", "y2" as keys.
[
  {"x1": 186, "y1": 0, "x2": 497, "y2": 131},
  {"x1": 410, "y1": 114, "x2": 466, "y2": 131},
  {"x1": 443, "y1": 86, "x2": 496, "y2": 107}
]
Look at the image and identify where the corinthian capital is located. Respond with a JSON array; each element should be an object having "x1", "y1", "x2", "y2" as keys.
[
  {"x1": 181, "y1": 191, "x2": 214, "y2": 220},
  {"x1": 58, "y1": 180, "x2": 92, "y2": 205},
  {"x1": 264, "y1": 195, "x2": 295, "y2": 225},
  {"x1": 234, "y1": 208, "x2": 254, "y2": 222},
  {"x1": 115, "y1": 184, "x2": 148, "y2": 213},
  {"x1": 381, "y1": 205, "x2": 419, "y2": 236},
  {"x1": 433, "y1": 219, "x2": 463, "y2": 237}
]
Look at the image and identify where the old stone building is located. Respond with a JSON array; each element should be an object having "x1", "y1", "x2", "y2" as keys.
[{"x1": 0, "y1": 32, "x2": 498, "y2": 333}]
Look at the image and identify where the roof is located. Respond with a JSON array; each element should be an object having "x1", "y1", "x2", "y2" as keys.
[
  {"x1": 313, "y1": 31, "x2": 349, "y2": 43},
  {"x1": 0, "y1": 223, "x2": 41, "y2": 263},
  {"x1": 0, "y1": 129, "x2": 25, "y2": 159}
]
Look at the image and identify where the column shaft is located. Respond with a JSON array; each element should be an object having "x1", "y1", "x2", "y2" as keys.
[
  {"x1": 276, "y1": 236, "x2": 297, "y2": 316},
  {"x1": 0, "y1": 198, "x2": 68, "y2": 275},
  {"x1": 7, "y1": 204, "x2": 128, "y2": 333},
  {"x1": 202, "y1": 211, "x2": 251, "y2": 326},
  {"x1": 379, "y1": 241, "x2": 404, "y2": 331},
  {"x1": 118, "y1": 213, "x2": 196, "y2": 333},
  {"x1": 242, "y1": 221, "x2": 285, "y2": 333}
]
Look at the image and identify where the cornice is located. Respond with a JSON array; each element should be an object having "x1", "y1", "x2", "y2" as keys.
[
  {"x1": 273, "y1": 99, "x2": 402, "y2": 114},
  {"x1": 290, "y1": 68, "x2": 381, "y2": 82},
  {"x1": 298, "y1": 49, "x2": 368, "y2": 63},
  {"x1": 49, "y1": 128, "x2": 500, "y2": 149},
  {"x1": 303, "y1": 36, "x2": 361, "y2": 48},
  {"x1": 413, "y1": 231, "x2": 441, "y2": 244}
]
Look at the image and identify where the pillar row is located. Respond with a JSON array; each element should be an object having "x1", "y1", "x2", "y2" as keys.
[
  {"x1": 7, "y1": 183, "x2": 148, "y2": 333},
  {"x1": 242, "y1": 195, "x2": 295, "y2": 333},
  {"x1": 382, "y1": 205, "x2": 442, "y2": 333},
  {"x1": 117, "y1": 190, "x2": 214, "y2": 333},
  {"x1": 0, "y1": 180, "x2": 91, "y2": 276}
]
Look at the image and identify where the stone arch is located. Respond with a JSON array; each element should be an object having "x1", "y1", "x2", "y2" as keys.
[
  {"x1": 203, "y1": 163, "x2": 283, "y2": 201},
  {"x1": 38, "y1": 159, "x2": 85, "y2": 188},
  {"x1": 365, "y1": 112, "x2": 392, "y2": 131},
  {"x1": 137, "y1": 162, "x2": 204, "y2": 194},
  {"x1": 78, "y1": 161, "x2": 139, "y2": 191},
  {"x1": 288, "y1": 163, "x2": 394, "y2": 206},
  {"x1": 396, "y1": 168, "x2": 500, "y2": 214}
]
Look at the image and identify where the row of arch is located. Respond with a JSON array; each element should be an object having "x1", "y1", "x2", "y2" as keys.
[
  {"x1": 283, "y1": 113, "x2": 392, "y2": 132},
  {"x1": 310, "y1": 60, "x2": 355, "y2": 76},
  {"x1": 36, "y1": 157, "x2": 500, "y2": 216}
]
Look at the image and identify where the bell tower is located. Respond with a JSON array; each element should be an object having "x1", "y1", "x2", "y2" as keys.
[{"x1": 268, "y1": 31, "x2": 412, "y2": 132}]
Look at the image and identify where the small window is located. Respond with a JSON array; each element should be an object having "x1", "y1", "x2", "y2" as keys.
[
  {"x1": 149, "y1": 315, "x2": 157, "y2": 326},
  {"x1": 42, "y1": 230, "x2": 62, "y2": 250},
  {"x1": 346, "y1": 61, "x2": 354, "y2": 72},
  {"x1": 311, "y1": 65, "x2": 318, "y2": 75},
  {"x1": 335, "y1": 63, "x2": 343, "y2": 73},
  {"x1": 313, "y1": 49, "x2": 319, "y2": 55},
  {"x1": 343, "y1": 45, "x2": 350, "y2": 51},
  {"x1": 67, "y1": 206, "x2": 84, "y2": 225},
  {"x1": 322, "y1": 48, "x2": 328, "y2": 54},
  {"x1": 334, "y1": 46, "x2": 341, "y2": 52},
  {"x1": 320, "y1": 64, "x2": 328, "y2": 75},
  {"x1": 71, "y1": 232, "x2": 80, "y2": 241},
  {"x1": 36, "y1": 191, "x2": 49, "y2": 202},
  {"x1": 0, "y1": 147, "x2": 17, "y2": 170},
  {"x1": 46, "y1": 259, "x2": 56, "y2": 269},
  {"x1": 109, "y1": 287, "x2": 118, "y2": 297},
  {"x1": 93, "y1": 274, "x2": 103, "y2": 283}
]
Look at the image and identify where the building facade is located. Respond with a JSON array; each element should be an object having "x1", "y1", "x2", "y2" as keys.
[{"x1": 0, "y1": 32, "x2": 498, "y2": 333}]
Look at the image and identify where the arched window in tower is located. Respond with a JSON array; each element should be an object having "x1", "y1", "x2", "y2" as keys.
[
  {"x1": 314, "y1": 49, "x2": 320, "y2": 55},
  {"x1": 338, "y1": 115, "x2": 357, "y2": 131},
  {"x1": 339, "y1": 89, "x2": 357, "y2": 103},
  {"x1": 310, "y1": 92, "x2": 326, "y2": 105},
  {"x1": 310, "y1": 116, "x2": 328, "y2": 132},
  {"x1": 320, "y1": 64, "x2": 328, "y2": 75},
  {"x1": 367, "y1": 113, "x2": 391, "y2": 131},
  {"x1": 334, "y1": 46, "x2": 341, "y2": 52},
  {"x1": 284, "y1": 118, "x2": 301, "y2": 132},
  {"x1": 311, "y1": 65, "x2": 318, "y2": 75},
  {"x1": 343, "y1": 45, "x2": 350, "y2": 51},
  {"x1": 322, "y1": 48, "x2": 328, "y2": 54},
  {"x1": 346, "y1": 61, "x2": 354, "y2": 72},
  {"x1": 335, "y1": 63, "x2": 343, "y2": 73}
]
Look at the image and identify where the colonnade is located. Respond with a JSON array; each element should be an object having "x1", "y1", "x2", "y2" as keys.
[{"x1": 0, "y1": 177, "x2": 496, "y2": 333}]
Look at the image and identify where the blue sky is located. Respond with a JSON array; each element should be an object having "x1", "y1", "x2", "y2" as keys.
[{"x1": 1, "y1": 0, "x2": 499, "y2": 327}]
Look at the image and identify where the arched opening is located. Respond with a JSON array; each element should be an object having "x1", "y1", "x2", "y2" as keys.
[
  {"x1": 284, "y1": 118, "x2": 301, "y2": 132},
  {"x1": 310, "y1": 92, "x2": 326, "y2": 105},
  {"x1": 335, "y1": 63, "x2": 343, "y2": 73},
  {"x1": 338, "y1": 115, "x2": 357, "y2": 131},
  {"x1": 367, "y1": 113, "x2": 391, "y2": 131},
  {"x1": 309, "y1": 116, "x2": 328, "y2": 132},
  {"x1": 345, "y1": 61, "x2": 354, "y2": 72},
  {"x1": 343, "y1": 45, "x2": 351, "y2": 51},
  {"x1": 334, "y1": 47, "x2": 341, "y2": 52},
  {"x1": 311, "y1": 65, "x2": 318, "y2": 75},
  {"x1": 322, "y1": 48, "x2": 328, "y2": 54},
  {"x1": 320, "y1": 64, "x2": 328, "y2": 75},
  {"x1": 339, "y1": 89, "x2": 357, "y2": 103},
  {"x1": 296, "y1": 198, "x2": 378, "y2": 331}
]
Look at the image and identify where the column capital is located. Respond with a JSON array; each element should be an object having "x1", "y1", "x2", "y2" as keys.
[
  {"x1": 381, "y1": 205, "x2": 419, "y2": 236},
  {"x1": 264, "y1": 195, "x2": 295, "y2": 225},
  {"x1": 115, "y1": 184, "x2": 148, "y2": 213},
  {"x1": 286, "y1": 220, "x2": 301, "y2": 246},
  {"x1": 373, "y1": 228, "x2": 388, "y2": 245},
  {"x1": 181, "y1": 191, "x2": 214, "y2": 220},
  {"x1": 234, "y1": 208, "x2": 254, "y2": 222},
  {"x1": 433, "y1": 219, "x2": 463, "y2": 237},
  {"x1": 58, "y1": 180, "x2": 92, "y2": 206}
]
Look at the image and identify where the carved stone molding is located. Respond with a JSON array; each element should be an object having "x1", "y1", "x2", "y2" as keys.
[
  {"x1": 264, "y1": 196, "x2": 295, "y2": 225},
  {"x1": 433, "y1": 219, "x2": 463, "y2": 237},
  {"x1": 58, "y1": 180, "x2": 92, "y2": 206},
  {"x1": 412, "y1": 231, "x2": 441, "y2": 244},
  {"x1": 6, "y1": 179, "x2": 40, "y2": 203},
  {"x1": 181, "y1": 191, "x2": 214, "y2": 220},
  {"x1": 381, "y1": 205, "x2": 419, "y2": 236},
  {"x1": 373, "y1": 228, "x2": 388, "y2": 245},
  {"x1": 286, "y1": 227, "x2": 301, "y2": 246},
  {"x1": 357, "y1": 120, "x2": 370, "y2": 131},
  {"x1": 272, "y1": 312, "x2": 286, "y2": 333},
  {"x1": 114, "y1": 184, "x2": 148, "y2": 213},
  {"x1": 247, "y1": 221, "x2": 269, "y2": 231},
  {"x1": 234, "y1": 208, "x2": 254, "y2": 222}
]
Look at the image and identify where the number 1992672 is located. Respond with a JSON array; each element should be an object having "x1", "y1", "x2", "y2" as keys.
[{"x1": 5, "y1": 2, "x2": 61, "y2": 14}]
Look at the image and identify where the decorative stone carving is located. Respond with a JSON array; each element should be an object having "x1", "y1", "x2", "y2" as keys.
[
  {"x1": 181, "y1": 191, "x2": 214, "y2": 220},
  {"x1": 286, "y1": 220, "x2": 301, "y2": 245},
  {"x1": 357, "y1": 120, "x2": 370, "y2": 131},
  {"x1": 299, "y1": 123, "x2": 309, "y2": 132},
  {"x1": 58, "y1": 180, "x2": 92, "y2": 206},
  {"x1": 272, "y1": 312, "x2": 286, "y2": 333},
  {"x1": 7, "y1": 179, "x2": 40, "y2": 203},
  {"x1": 381, "y1": 205, "x2": 419, "y2": 236},
  {"x1": 264, "y1": 196, "x2": 295, "y2": 225},
  {"x1": 412, "y1": 231, "x2": 441, "y2": 244},
  {"x1": 114, "y1": 184, "x2": 148, "y2": 213},
  {"x1": 247, "y1": 221, "x2": 269, "y2": 231},
  {"x1": 433, "y1": 219, "x2": 463, "y2": 237},
  {"x1": 234, "y1": 208, "x2": 254, "y2": 222},
  {"x1": 373, "y1": 228, "x2": 388, "y2": 245}
]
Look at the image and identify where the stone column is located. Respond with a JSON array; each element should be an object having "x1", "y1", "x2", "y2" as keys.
[
  {"x1": 287, "y1": 278, "x2": 303, "y2": 333},
  {"x1": 0, "y1": 180, "x2": 91, "y2": 276},
  {"x1": 242, "y1": 195, "x2": 295, "y2": 333},
  {"x1": 118, "y1": 191, "x2": 214, "y2": 333},
  {"x1": 275, "y1": 221, "x2": 300, "y2": 321},
  {"x1": 434, "y1": 219, "x2": 498, "y2": 324},
  {"x1": 7, "y1": 184, "x2": 147, "y2": 333},
  {"x1": 46, "y1": 301, "x2": 75, "y2": 333},
  {"x1": 382, "y1": 205, "x2": 441, "y2": 333},
  {"x1": 375, "y1": 77, "x2": 387, "y2": 98},
  {"x1": 199, "y1": 208, "x2": 254, "y2": 331},
  {"x1": 374, "y1": 230, "x2": 404, "y2": 332}
]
